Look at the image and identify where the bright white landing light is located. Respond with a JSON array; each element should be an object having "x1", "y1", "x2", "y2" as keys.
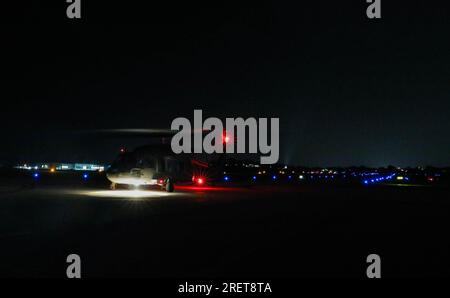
[{"x1": 85, "y1": 190, "x2": 174, "y2": 199}]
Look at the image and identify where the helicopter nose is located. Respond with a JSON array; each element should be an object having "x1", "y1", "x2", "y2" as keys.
[
  {"x1": 106, "y1": 171, "x2": 118, "y2": 179},
  {"x1": 130, "y1": 168, "x2": 142, "y2": 177}
]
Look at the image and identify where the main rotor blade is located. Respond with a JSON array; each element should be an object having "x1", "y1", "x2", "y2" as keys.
[{"x1": 80, "y1": 128, "x2": 209, "y2": 138}]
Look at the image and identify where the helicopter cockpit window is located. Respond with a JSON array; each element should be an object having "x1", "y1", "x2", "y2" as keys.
[
  {"x1": 165, "y1": 158, "x2": 181, "y2": 173},
  {"x1": 110, "y1": 153, "x2": 137, "y2": 170},
  {"x1": 137, "y1": 157, "x2": 156, "y2": 169}
]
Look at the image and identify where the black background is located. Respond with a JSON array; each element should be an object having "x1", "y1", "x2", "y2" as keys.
[{"x1": 1, "y1": 1, "x2": 450, "y2": 166}]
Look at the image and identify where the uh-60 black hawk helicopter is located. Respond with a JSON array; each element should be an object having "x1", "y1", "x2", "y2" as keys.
[{"x1": 102, "y1": 129, "x2": 229, "y2": 192}]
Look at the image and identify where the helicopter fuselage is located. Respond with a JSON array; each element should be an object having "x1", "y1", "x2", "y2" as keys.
[{"x1": 106, "y1": 145, "x2": 191, "y2": 187}]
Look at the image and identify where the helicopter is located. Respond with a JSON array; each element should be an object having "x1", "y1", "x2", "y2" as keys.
[{"x1": 102, "y1": 129, "x2": 227, "y2": 192}]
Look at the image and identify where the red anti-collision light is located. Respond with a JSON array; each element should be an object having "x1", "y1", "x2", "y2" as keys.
[{"x1": 222, "y1": 131, "x2": 230, "y2": 144}]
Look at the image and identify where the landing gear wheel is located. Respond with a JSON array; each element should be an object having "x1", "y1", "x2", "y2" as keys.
[{"x1": 165, "y1": 178, "x2": 174, "y2": 192}]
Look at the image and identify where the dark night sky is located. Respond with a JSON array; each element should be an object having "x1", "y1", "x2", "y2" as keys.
[{"x1": 1, "y1": 1, "x2": 450, "y2": 167}]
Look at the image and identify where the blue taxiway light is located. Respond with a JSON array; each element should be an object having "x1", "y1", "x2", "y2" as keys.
[
  {"x1": 272, "y1": 175, "x2": 277, "y2": 180},
  {"x1": 33, "y1": 173, "x2": 39, "y2": 178},
  {"x1": 252, "y1": 176, "x2": 257, "y2": 181},
  {"x1": 224, "y1": 176, "x2": 229, "y2": 181},
  {"x1": 83, "y1": 173, "x2": 89, "y2": 180},
  {"x1": 363, "y1": 175, "x2": 399, "y2": 185}
]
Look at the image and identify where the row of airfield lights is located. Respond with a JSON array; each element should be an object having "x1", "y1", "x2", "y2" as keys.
[
  {"x1": 32, "y1": 171, "x2": 90, "y2": 181},
  {"x1": 363, "y1": 174, "x2": 409, "y2": 185},
  {"x1": 223, "y1": 170, "x2": 388, "y2": 182},
  {"x1": 222, "y1": 170, "x2": 409, "y2": 184},
  {"x1": 251, "y1": 170, "x2": 350, "y2": 182}
]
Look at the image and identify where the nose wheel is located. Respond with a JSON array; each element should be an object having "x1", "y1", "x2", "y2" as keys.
[{"x1": 165, "y1": 178, "x2": 174, "y2": 192}]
